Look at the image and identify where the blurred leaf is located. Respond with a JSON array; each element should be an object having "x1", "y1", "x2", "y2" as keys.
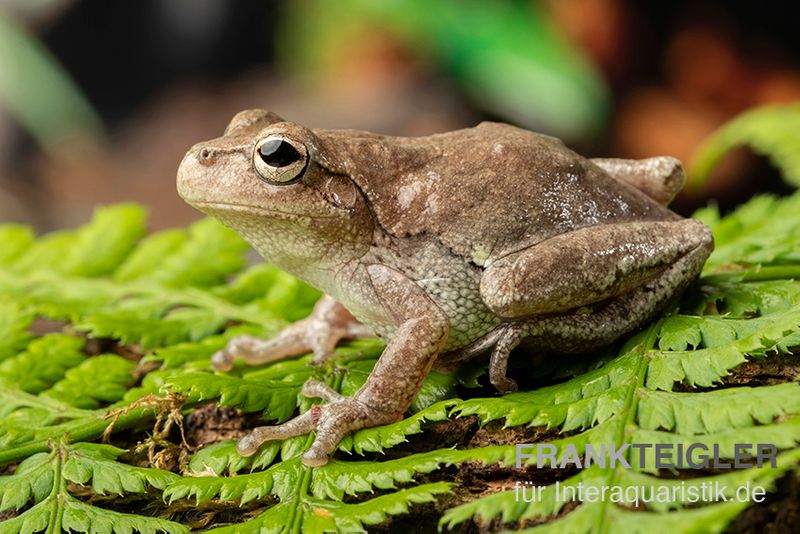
[
  {"x1": 0, "y1": 11, "x2": 102, "y2": 147},
  {"x1": 690, "y1": 102, "x2": 800, "y2": 187},
  {"x1": 279, "y1": 0, "x2": 609, "y2": 139}
]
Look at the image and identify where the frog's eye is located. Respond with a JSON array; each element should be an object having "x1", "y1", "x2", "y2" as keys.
[{"x1": 253, "y1": 135, "x2": 309, "y2": 184}]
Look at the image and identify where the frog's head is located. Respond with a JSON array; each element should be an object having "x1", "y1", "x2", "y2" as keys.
[{"x1": 177, "y1": 109, "x2": 374, "y2": 271}]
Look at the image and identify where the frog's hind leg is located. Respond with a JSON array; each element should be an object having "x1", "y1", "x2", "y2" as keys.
[
  {"x1": 481, "y1": 219, "x2": 713, "y2": 392},
  {"x1": 591, "y1": 157, "x2": 685, "y2": 204},
  {"x1": 211, "y1": 295, "x2": 373, "y2": 371}
]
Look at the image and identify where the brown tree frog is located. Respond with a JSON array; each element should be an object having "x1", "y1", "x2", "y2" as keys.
[{"x1": 177, "y1": 110, "x2": 713, "y2": 466}]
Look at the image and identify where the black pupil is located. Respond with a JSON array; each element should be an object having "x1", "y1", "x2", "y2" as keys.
[{"x1": 259, "y1": 139, "x2": 301, "y2": 167}]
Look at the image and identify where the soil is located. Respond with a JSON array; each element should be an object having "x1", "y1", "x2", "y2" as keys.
[
  {"x1": 726, "y1": 470, "x2": 800, "y2": 534},
  {"x1": 183, "y1": 403, "x2": 265, "y2": 448}
]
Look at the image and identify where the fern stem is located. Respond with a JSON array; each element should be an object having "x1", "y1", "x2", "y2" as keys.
[
  {"x1": 44, "y1": 444, "x2": 65, "y2": 534},
  {"x1": 3, "y1": 389, "x2": 94, "y2": 419},
  {"x1": 595, "y1": 321, "x2": 661, "y2": 534},
  {"x1": 0, "y1": 405, "x2": 155, "y2": 464},
  {"x1": 703, "y1": 264, "x2": 800, "y2": 283},
  {"x1": 286, "y1": 372, "x2": 345, "y2": 533},
  {"x1": 290, "y1": 456, "x2": 313, "y2": 533}
]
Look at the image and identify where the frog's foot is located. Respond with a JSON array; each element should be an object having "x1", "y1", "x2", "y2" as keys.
[
  {"x1": 591, "y1": 156, "x2": 684, "y2": 205},
  {"x1": 211, "y1": 329, "x2": 305, "y2": 371},
  {"x1": 307, "y1": 319, "x2": 374, "y2": 368},
  {"x1": 488, "y1": 325, "x2": 525, "y2": 393},
  {"x1": 211, "y1": 295, "x2": 372, "y2": 371},
  {"x1": 236, "y1": 379, "x2": 395, "y2": 467}
]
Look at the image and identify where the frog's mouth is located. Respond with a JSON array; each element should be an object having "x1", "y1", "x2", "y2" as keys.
[{"x1": 189, "y1": 200, "x2": 338, "y2": 220}]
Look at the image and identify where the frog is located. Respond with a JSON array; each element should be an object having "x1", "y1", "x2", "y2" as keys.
[{"x1": 177, "y1": 109, "x2": 713, "y2": 467}]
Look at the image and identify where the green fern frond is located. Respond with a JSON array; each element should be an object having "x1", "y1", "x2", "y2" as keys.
[
  {"x1": 340, "y1": 398, "x2": 459, "y2": 455},
  {"x1": 452, "y1": 351, "x2": 637, "y2": 431},
  {"x1": 638, "y1": 384, "x2": 800, "y2": 435},
  {"x1": 690, "y1": 103, "x2": 800, "y2": 187},
  {"x1": 168, "y1": 443, "x2": 501, "y2": 507},
  {"x1": 440, "y1": 470, "x2": 598, "y2": 528},
  {"x1": 144, "y1": 327, "x2": 261, "y2": 369},
  {"x1": 647, "y1": 306, "x2": 800, "y2": 390},
  {"x1": 0, "y1": 224, "x2": 35, "y2": 264},
  {"x1": 0, "y1": 228, "x2": 305, "y2": 350},
  {"x1": 187, "y1": 440, "x2": 281, "y2": 476},
  {"x1": 700, "y1": 193, "x2": 800, "y2": 275},
  {"x1": 164, "y1": 457, "x2": 304, "y2": 504},
  {"x1": 206, "y1": 482, "x2": 452, "y2": 534},
  {"x1": 0, "y1": 296, "x2": 33, "y2": 361},
  {"x1": 0, "y1": 492, "x2": 187, "y2": 534},
  {"x1": 0, "y1": 363, "x2": 179, "y2": 464},
  {"x1": 165, "y1": 365, "x2": 312, "y2": 422},
  {"x1": 146, "y1": 218, "x2": 248, "y2": 288},
  {"x1": 294, "y1": 483, "x2": 453, "y2": 533},
  {"x1": 62, "y1": 442, "x2": 179, "y2": 494},
  {"x1": 6, "y1": 229, "x2": 77, "y2": 274},
  {"x1": 41, "y1": 354, "x2": 136, "y2": 408},
  {"x1": 64, "y1": 204, "x2": 148, "y2": 277},
  {"x1": 0, "y1": 334, "x2": 86, "y2": 393},
  {"x1": 0, "y1": 452, "x2": 52, "y2": 511},
  {"x1": 0, "y1": 440, "x2": 185, "y2": 534}
]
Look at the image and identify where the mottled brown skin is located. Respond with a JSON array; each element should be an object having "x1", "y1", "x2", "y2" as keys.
[{"x1": 177, "y1": 110, "x2": 713, "y2": 466}]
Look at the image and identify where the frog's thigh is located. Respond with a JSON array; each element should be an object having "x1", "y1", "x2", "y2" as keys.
[
  {"x1": 485, "y1": 227, "x2": 712, "y2": 393},
  {"x1": 480, "y1": 219, "x2": 712, "y2": 319},
  {"x1": 591, "y1": 157, "x2": 684, "y2": 204}
]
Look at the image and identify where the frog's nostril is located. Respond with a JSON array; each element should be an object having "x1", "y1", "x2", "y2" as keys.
[{"x1": 197, "y1": 147, "x2": 216, "y2": 166}]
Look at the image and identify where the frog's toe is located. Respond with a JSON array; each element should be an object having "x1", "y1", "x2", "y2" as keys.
[
  {"x1": 491, "y1": 374, "x2": 519, "y2": 393},
  {"x1": 212, "y1": 327, "x2": 312, "y2": 370},
  {"x1": 307, "y1": 321, "x2": 374, "y2": 367},
  {"x1": 210, "y1": 349, "x2": 235, "y2": 371},
  {"x1": 301, "y1": 445, "x2": 330, "y2": 467},
  {"x1": 300, "y1": 399, "x2": 383, "y2": 467},
  {"x1": 308, "y1": 331, "x2": 340, "y2": 367},
  {"x1": 301, "y1": 379, "x2": 344, "y2": 402},
  {"x1": 236, "y1": 407, "x2": 319, "y2": 456}
]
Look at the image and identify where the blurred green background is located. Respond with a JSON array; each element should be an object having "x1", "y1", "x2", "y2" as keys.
[{"x1": 0, "y1": 0, "x2": 798, "y2": 230}]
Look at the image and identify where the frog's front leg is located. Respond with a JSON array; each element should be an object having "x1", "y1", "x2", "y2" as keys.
[
  {"x1": 211, "y1": 295, "x2": 373, "y2": 371},
  {"x1": 237, "y1": 265, "x2": 449, "y2": 467},
  {"x1": 480, "y1": 219, "x2": 713, "y2": 392}
]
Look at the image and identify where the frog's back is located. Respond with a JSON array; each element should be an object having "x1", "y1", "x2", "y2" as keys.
[{"x1": 315, "y1": 122, "x2": 678, "y2": 266}]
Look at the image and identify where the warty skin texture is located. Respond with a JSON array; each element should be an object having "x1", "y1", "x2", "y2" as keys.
[{"x1": 177, "y1": 109, "x2": 713, "y2": 466}]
